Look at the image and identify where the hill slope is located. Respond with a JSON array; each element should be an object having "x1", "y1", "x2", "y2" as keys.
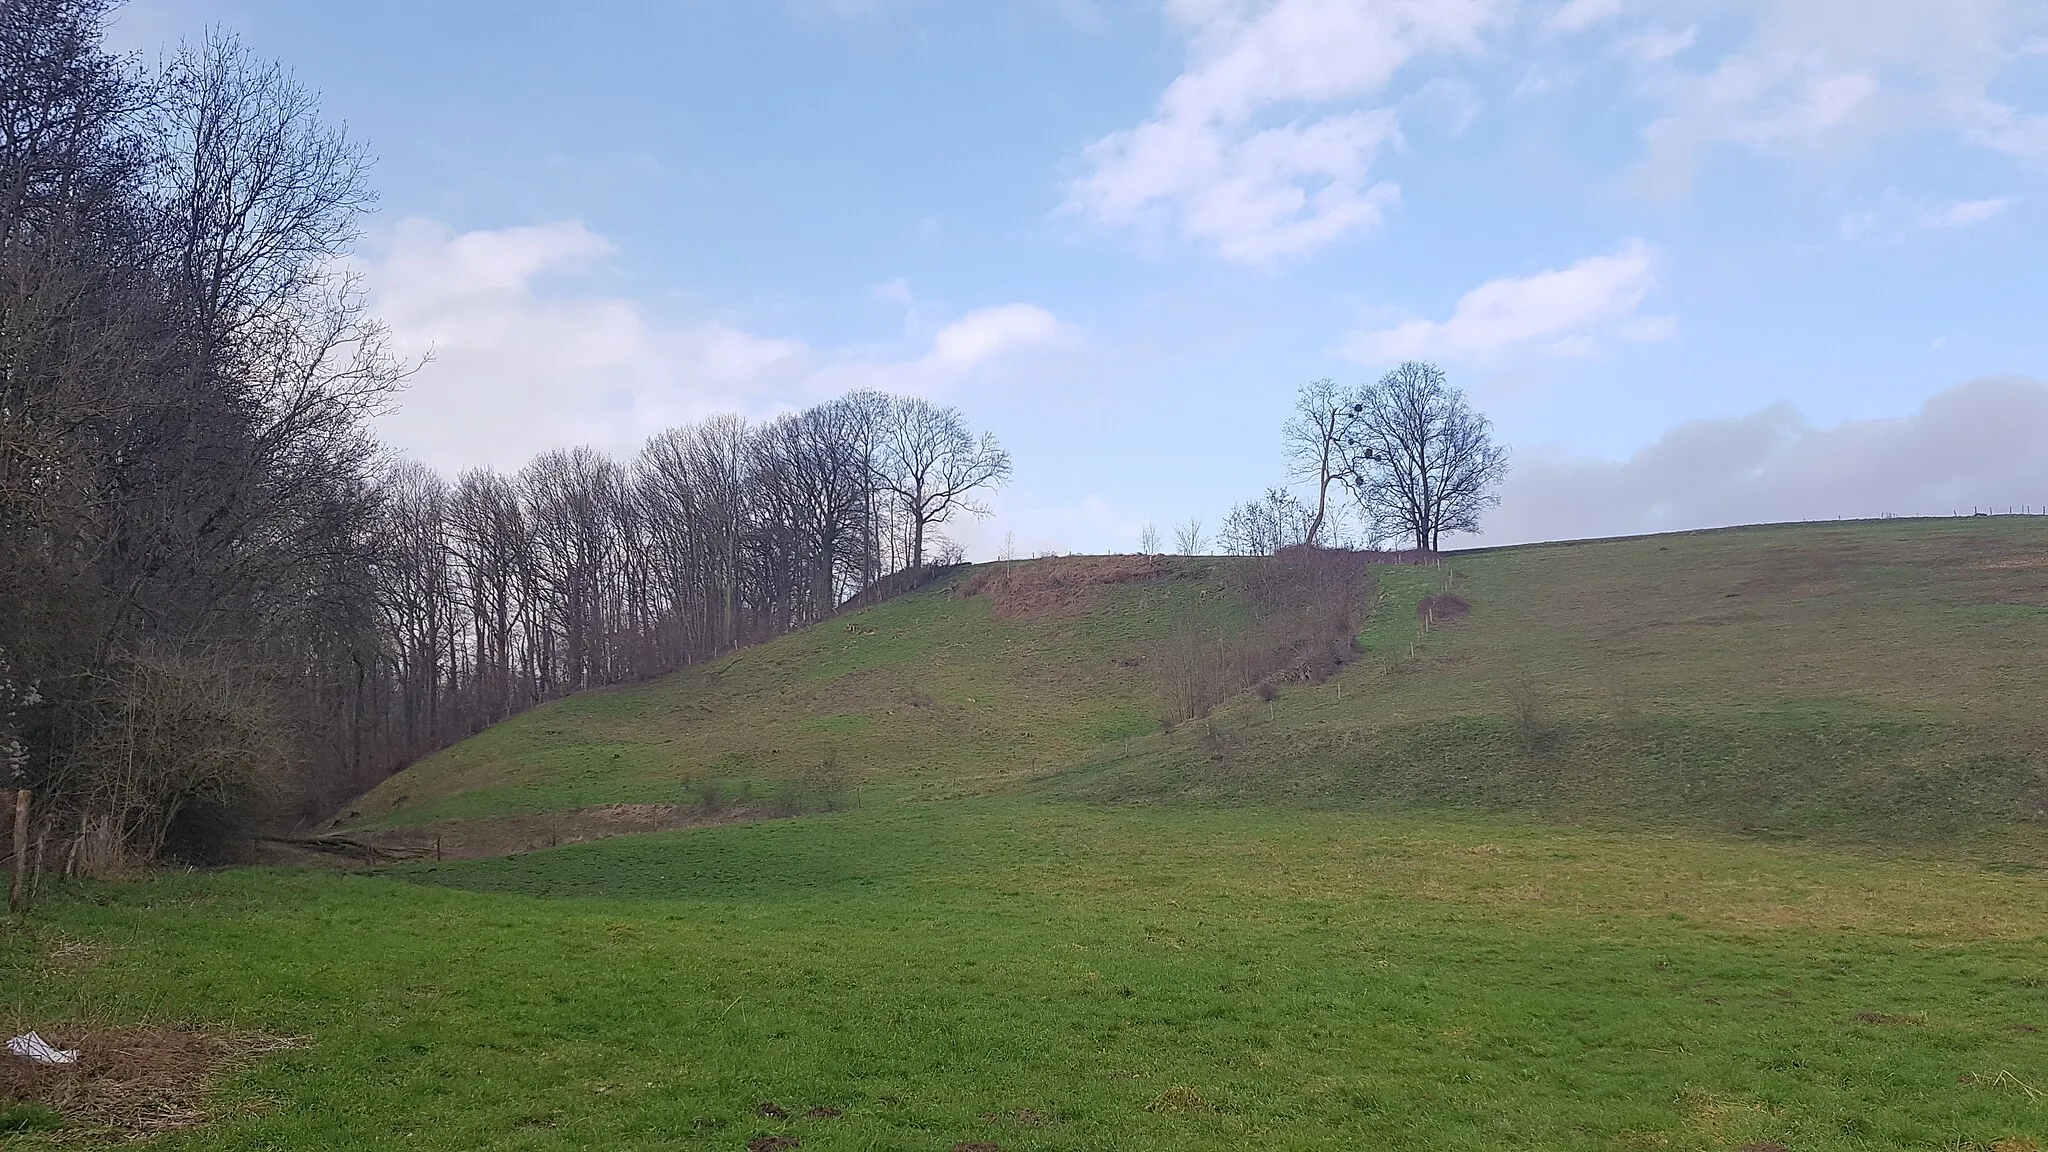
[
  {"x1": 1071, "y1": 517, "x2": 2048, "y2": 851},
  {"x1": 339, "y1": 518, "x2": 2048, "y2": 856},
  {"x1": 335, "y1": 555, "x2": 1308, "y2": 839}
]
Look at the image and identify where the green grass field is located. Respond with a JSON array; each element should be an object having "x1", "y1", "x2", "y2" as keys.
[
  {"x1": 7, "y1": 800, "x2": 2048, "y2": 1150},
  {"x1": 6, "y1": 519, "x2": 2048, "y2": 1149}
]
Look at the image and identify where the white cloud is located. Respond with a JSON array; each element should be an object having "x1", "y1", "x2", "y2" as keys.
[
  {"x1": 1549, "y1": 0, "x2": 1626, "y2": 34},
  {"x1": 1839, "y1": 190, "x2": 2015, "y2": 241},
  {"x1": 1625, "y1": 0, "x2": 2048, "y2": 184},
  {"x1": 1618, "y1": 24, "x2": 1698, "y2": 66},
  {"x1": 1347, "y1": 239, "x2": 1669, "y2": 362},
  {"x1": 1401, "y1": 76, "x2": 1485, "y2": 135},
  {"x1": 926, "y1": 304, "x2": 1063, "y2": 369},
  {"x1": 1920, "y1": 196, "x2": 2013, "y2": 228},
  {"x1": 1483, "y1": 377, "x2": 2048, "y2": 544},
  {"x1": 1962, "y1": 98, "x2": 2048, "y2": 160},
  {"x1": 869, "y1": 278, "x2": 914, "y2": 306},
  {"x1": 1064, "y1": 0, "x2": 1502, "y2": 263},
  {"x1": 1075, "y1": 0, "x2": 2048, "y2": 243},
  {"x1": 365, "y1": 218, "x2": 1061, "y2": 471}
]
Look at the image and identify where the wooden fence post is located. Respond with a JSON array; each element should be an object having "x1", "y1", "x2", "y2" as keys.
[
  {"x1": 8, "y1": 788, "x2": 28, "y2": 913},
  {"x1": 31, "y1": 827, "x2": 47, "y2": 900}
]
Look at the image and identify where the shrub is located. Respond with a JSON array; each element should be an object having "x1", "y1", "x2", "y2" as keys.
[
  {"x1": 772, "y1": 779, "x2": 806, "y2": 817},
  {"x1": 804, "y1": 752, "x2": 854, "y2": 813},
  {"x1": 1152, "y1": 550, "x2": 1374, "y2": 722},
  {"x1": 695, "y1": 778, "x2": 725, "y2": 815},
  {"x1": 1507, "y1": 678, "x2": 1559, "y2": 753}
]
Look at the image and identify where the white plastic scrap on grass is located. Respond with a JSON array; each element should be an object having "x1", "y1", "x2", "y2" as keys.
[{"x1": 6, "y1": 1031, "x2": 78, "y2": 1064}]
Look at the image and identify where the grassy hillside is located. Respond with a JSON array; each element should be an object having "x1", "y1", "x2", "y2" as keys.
[
  {"x1": 344, "y1": 517, "x2": 2048, "y2": 855},
  {"x1": 9, "y1": 519, "x2": 2048, "y2": 1149},
  {"x1": 337, "y1": 556, "x2": 1254, "y2": 832},
  {"x1": 1073, "y1": 517, "x2": 2048, "y2": 852}
]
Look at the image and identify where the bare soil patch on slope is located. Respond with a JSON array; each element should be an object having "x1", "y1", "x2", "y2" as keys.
[
  {"x1": 956, "y1": 555, "x2": 1165, "y2": 619},
  {"x1": 265, "y1": 803, "x2": 776, "y2": 865}
]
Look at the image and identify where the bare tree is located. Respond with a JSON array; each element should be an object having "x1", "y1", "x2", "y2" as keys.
[
  {"x1": 376, "y1": 462, "x2": 454, "y2": 753},
  {"x1": 1284, "y1": 378, "x2": 1357, "y2": 547},
  {"x1": 522, "y1": 447, "x2": 631, "y2": 693},
  {"x1": 447, "y1": 468, "x2": 528, "y2": 725},
  {"x1": 1339, "y1": 361, "x2": 1509, "y2": 551},
  {"x1": 666, "y1": 413, "x2": 752, "y2": 657},
  {"x1": 877, "y1": 397, "x2": 1011, "y2": 570},
  {"x1": 1138, "y1": 523, "x2": 1161, "y2": 555},
  {"x1": 1218, "y1": 488, "x2": 1313, "y2": 556},
  {"x1": 838, "y1": 390, "x2": 895, "y2": 588},
  {"x1": 1175, "y1": 517, "x2": 1206, "y2": 556},
  {"x1": 153, "y1": 33, "x2": 373, "y2": 356},
  {"x1": 774, "y1": 399, "x2": 876, "y2": 616}
]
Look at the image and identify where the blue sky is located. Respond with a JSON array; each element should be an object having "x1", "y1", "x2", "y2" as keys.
[{"x1": 114, "y1": 0, "x2": 2048, "y2": 552}]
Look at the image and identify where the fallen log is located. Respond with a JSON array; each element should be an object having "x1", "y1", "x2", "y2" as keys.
[{"x1": 253, "y1": 835, "x2": 435, "y2": 864}]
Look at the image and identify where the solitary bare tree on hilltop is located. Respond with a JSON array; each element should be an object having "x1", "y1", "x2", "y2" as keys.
[{"x1": 1339, "y1": 362, "x2": 1509, "y2": 551}]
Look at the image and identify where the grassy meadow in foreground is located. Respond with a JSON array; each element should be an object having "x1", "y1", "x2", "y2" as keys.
[{"x1": 6, "y1": 798, "x2": 2047, "y2": 1150}]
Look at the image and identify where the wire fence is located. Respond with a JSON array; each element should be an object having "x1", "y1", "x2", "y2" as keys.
[{"x1": 1871, "y1": 507, "x2": 2048, "y2": 519}]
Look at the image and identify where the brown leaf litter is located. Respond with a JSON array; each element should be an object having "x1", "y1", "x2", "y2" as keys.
[{"x1": 0, "y1": 1024, "x2": 301, "y2": 1142}]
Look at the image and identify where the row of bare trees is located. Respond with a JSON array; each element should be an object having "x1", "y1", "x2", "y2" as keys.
[
  {"x1": 0, "y1": 0, "x2": 1009, "y2": 862},
  {"x1": 366, "y1": 395, "x2": 1008, "y2": 777}
]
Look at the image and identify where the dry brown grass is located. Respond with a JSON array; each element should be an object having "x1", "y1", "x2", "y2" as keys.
[
  {"x1": 955, "y1": 555, "x2": 1165, "y2": 619},
  {"x1": 0, "y1": 1025, "x2": 300, "y2": 1141},
  {"x1": 35, "y1": 936, "x2": 109, "y2": 974}
]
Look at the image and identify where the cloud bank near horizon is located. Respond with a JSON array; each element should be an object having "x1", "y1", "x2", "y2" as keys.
[{"x1": 1481, "y1": 376, "x2": 2048, "y2": 546}]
